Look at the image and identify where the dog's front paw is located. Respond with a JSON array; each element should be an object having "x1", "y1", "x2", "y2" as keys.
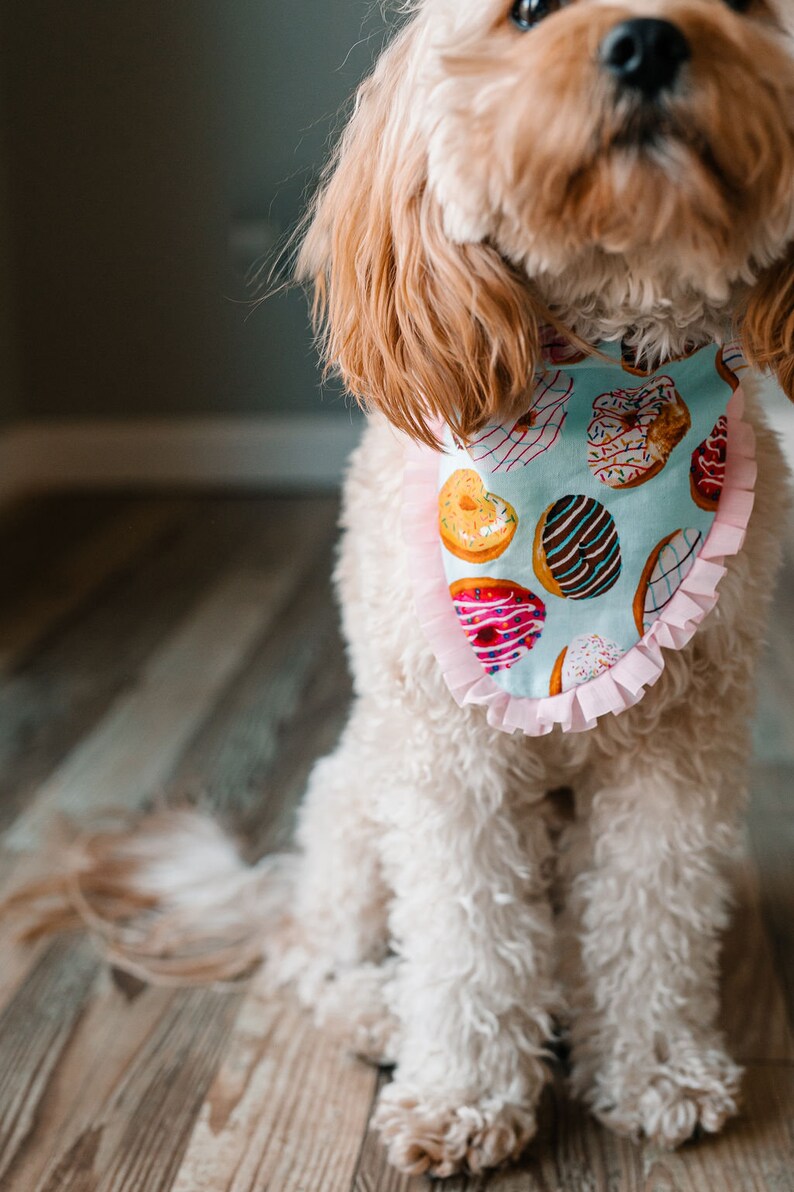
[
  {"x1": 373, "y1": 1082, "x2": 537, "y2": 1177},
  {"x1": 594, "y1": 1046, "x2": 742, "y2": 1148}
]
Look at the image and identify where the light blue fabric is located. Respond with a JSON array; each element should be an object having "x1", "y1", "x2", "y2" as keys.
[{"x1": 437, "y1": 340, "x2": 738, "y2": 699}]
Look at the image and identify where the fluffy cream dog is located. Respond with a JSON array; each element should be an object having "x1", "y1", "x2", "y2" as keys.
[
  {"x1": 283, "y1": 0, "x2": 794, "y2": 1173},
  {"x1": 14, "y1": 0, "x2": 794, "y2": 1178}
]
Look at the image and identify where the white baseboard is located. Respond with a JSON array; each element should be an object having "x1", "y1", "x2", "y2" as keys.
[
  {"x1": 0, "y1": 415, "x2": 363, "y2": 503},
  {"x1": 0, "y1": 403, "x2": 792, "y2": 508}
]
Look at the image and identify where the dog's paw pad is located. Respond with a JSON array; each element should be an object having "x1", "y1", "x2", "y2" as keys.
[{"x1": 373, "y1": 1084, "x2": 536, "y2": 1177}]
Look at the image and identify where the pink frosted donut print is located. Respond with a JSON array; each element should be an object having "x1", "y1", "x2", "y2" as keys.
[{"x1": 450, "y1": 578, "x2": 546, "y2": 675}]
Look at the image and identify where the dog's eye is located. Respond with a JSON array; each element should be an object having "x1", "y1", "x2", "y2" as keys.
[
  {"x1": 510, "y1": 0, "x2": 560, "y2": 30},
  {"x1": 723, "y1": 0, "x2": 750, "y2": 9}
]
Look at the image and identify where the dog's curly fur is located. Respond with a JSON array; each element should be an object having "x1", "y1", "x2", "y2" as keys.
[
  {"x1": 278, "y1": 1, "x2": 794, "y2": 1171},
  {"x1": 10, "y1": 0, "x2": 794, "y2": 1179},
  {"x1": 284, "y1": 0, "x2": 794, "y2": 1174}
]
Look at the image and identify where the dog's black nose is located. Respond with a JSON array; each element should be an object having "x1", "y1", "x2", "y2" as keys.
[{"x1": 599, "y1": 18, "x2": 690, "y2": 98}]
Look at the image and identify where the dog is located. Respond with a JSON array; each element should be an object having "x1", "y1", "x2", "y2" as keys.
[{"x1": 13, "y1": 0, "x2": 794, "y2": 1178}]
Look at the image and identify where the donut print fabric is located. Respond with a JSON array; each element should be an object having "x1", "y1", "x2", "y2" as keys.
[
  {"x1": 690, "y1": 415, "x2": 728, "y2": 511},
  {"x1": 587, "y1": 377, "x2": 691, "y2": 488},
  {"x1": 403, "y1": 338, "x2": 757, "y2": 735},
  {"x1": 466, "y1": 369, "x2": 573, "y2": 472},
  {"x1": 716, "y1": 342, "x2": 747, "y2": 390},
  {"x1": 533, "y1": 496, "x2": 622, "y2": 599},
  {"x1": 450, "y1": 579, "x2": 546, "y2": 675},
  {"x1": 550, "y1": 633, "x2": 624, "y2": 696},
  {"x1": 438, "y1": 469, "x2": 517, "y2": 563},
  {"x1": 634, "y1": 529, "x2": 703, "y2": 634}
]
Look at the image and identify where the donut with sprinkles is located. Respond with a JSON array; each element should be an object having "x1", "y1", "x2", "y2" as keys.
[
  {"x1": 587, "y1": 377, "x2": 691, "y2": 489},
  {"x1": 449, "y1": 579, "x2": 546, "y2": 675},
  {"x1": 549, "y1": 633, "x2": 624, "y2": 695}
]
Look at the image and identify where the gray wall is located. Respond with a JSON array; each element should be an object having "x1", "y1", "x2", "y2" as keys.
[{"x1": 1, "y1": 1, "x2": 396, "y2": 422}]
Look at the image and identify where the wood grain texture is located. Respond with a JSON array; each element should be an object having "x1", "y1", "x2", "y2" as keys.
[
  {"x1": 2, "y1": 976, "x2": 186, "y2": 1191},
  {"x1": 0, "y1": 499, "x2": 343, "y2": 1191},
  {"x1": 164, "y1": 541, "x2": 342, "y2": 842},
  {"x1": 0, "y1": 493, "x2": 790, "y2": 1192},
  {"x1": 0, "y1": 498, "x2": 275, "y2": 833},
  {"x1": 0, "y1": 560, "x2": 303, "y2": 1006},
  {"x1": 0, "y1": 495, "x2": 131, "y2": 635},
  {"x1": 38, "y1": 987, "x2": 243, "y2": 1192},
  {"x1": 6, "y1": 567, "x2": 293, "y2": 850},
  {"x1": 170, "y1": 989, "x2": 378, "y2": 1192},
  {"x1": 6, "y1": 502, "x2": 338, "y2": 851},
  {"x1": 0, "y1": 497, "x2": 187, "y2": 673},
  {"x1": 244, "y1": 624, "x2": 353, "y2": 857},
  {"x1": 0, "y1": 937, "x2": 98, "y2": 1184}
]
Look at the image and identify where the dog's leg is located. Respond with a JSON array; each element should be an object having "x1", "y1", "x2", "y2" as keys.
[
  {"x1": 268, "y1": 704, "x2": 398, "y2": 1062},
  {"x1": 561, "y1": 694, "x2": 749, "y2": 1147},
  {"x1": 371, "y1": 717, "x2": 557, "y2": 1178}
]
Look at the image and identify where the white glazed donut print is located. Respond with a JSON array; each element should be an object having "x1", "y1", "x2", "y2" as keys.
[
  {"x1": 719, "y1": 340, "x2": 748, "y2": 375},
  {"x1": 550, "y1": 633, "x2": 624, "y2": 694},
  {"x1": 587, "y1": 376, "x2": 691, "y2": 488},
  {"x1": 563, "y1": 633, "x2": 623, "y2": 688}
]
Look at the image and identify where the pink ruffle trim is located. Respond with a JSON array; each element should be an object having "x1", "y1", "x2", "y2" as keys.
[{"x1": 402, "y1": 385, "x2": 756, "y2": 736}]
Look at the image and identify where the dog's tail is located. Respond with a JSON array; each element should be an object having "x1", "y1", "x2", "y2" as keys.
[{"x1": 3, "y1": 810, "x2": 296, "y2": 987}]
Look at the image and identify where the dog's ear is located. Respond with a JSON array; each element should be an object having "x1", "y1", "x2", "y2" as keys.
[
  {"x1": 740, "y1": 244, "x2": 794, "y2": 401},
  {"x1": 296, "y1": 27, "x2": 544, "y2": 447}
]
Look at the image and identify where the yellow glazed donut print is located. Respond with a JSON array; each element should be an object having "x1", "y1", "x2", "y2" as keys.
[{"x1": 439, "y1": 469, "x2": 518, "y2": 563}]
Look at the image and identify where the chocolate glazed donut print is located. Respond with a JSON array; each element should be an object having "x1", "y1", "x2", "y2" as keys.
[{"x1": 533, "y1": 495, "x2": 622, "y2": 600}]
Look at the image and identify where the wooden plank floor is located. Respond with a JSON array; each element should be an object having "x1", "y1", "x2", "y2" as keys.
[{"x1": 0, "y1": 492, "x2": 791, "y2": 1192}]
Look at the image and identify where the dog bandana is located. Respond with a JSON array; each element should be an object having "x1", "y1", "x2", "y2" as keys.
[{"x1": 403, "y1": 335, "x2": 757, "y2": 735}]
